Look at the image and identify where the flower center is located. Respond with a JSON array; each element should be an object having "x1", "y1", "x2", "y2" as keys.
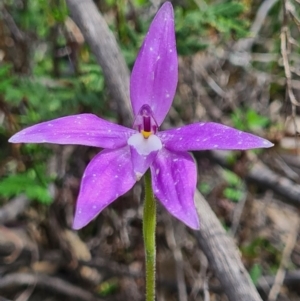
[
  {"x1": 133, "y1": 104, "x2": 158, "y2": 139},
  {"x1": 128, "y1": 104, "x2": 162, "y2": 156}
]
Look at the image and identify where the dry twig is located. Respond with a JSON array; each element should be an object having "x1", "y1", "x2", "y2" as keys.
[
  {"x1": 0, "y1": 195, "x2": 29, "y2": 224},
  {"x1": 268, "y1": 218, "x2": 299, "y2": 301},
  {"x1": 281, "y1": 0, "x2": 300, "y2": 154},
  {"x1": 209, "y1": 150, "x2": 300, "y2": 207},
  {"x1": 165, "y1": 220, "x2": 188, "y2": 301},
  {"x1": 0, "y1": 273, "x2": 103, "y2": 301},
  {"x1": 0, "y1": 5, "x2": 26, "y2": 42},
  {"x1": 194, "y1": 190, "x2": 263, "y2": 301}
]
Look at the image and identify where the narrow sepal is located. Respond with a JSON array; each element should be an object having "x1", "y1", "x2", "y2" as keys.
[
  {"x1": 158, "y1": 122, "x2": 274, "y2": 151},
  {"x1": 73, "y1": 146, "x2": 136, "y2": 229},
  {"x1": 150, "y1": 149, "x2": 200, "y2": 229},
  {"x1": 130, "y1": 2, "x2": 178, "y2": 125},
  {"x1": 9, "y1": 114, "x2": 135, "y2": 149}
]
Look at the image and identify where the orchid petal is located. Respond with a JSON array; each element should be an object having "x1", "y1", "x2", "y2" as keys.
[
  {"x1": 130, "y1": 2, "x2": 178, "y2": 126},
  {"x1": 73, "y1": 146, "x2": 135, "y2": 229},
  {"x1": 9, "y1": 114, "x2": 135, "y2": 149},
  {"x1": 158, "y1": 122, "x2": 274, "y2": 151},
  {"x1": 150, "y1": 149, "x2": 199, "y2": 229},
  {"x1": 128, "y1": 133, "x2": 162, "y2": 180}
]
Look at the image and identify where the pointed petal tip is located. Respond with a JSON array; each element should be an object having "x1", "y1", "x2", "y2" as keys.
[
  {"x1": 167, "y1": 208, "x2": 200, "y2": 230},
  {"x1": 72, "y1": 220, "x2": 84, "y2": 231},
  {"x1": 9, "y1": 134, "x2": 28, "y2": 144},
  {"x1": 184, "y1": 214, "x2": 200, "y2": 230},
  {"x1": 159, "y1": 1, "x2": 174, "y2": 16},
  {"x1": 8, "y1": 136, "x2": 15, "y2": 143},
  {"x1": 9, "y1": 132, "x2": 24, "y2": 143},
  {"x1": 248, "y1": 137, "x2": 274, "y2": 150},
  {"x1": 72, "y1": 217, "x2": 88, "y2": 230},
  {"x1": 261, "y1": 140, "x2": 274, "y2": 148},
  {"x1": 72, "y1": 207, "x2": 95, "y2": 230}
]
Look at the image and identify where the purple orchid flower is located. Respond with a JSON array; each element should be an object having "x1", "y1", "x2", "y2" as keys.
[{"x1": 9, "y1": 2, "x2": 273, "y2": 230}]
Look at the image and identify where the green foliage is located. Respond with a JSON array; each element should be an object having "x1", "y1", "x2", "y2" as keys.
[
  {"x1": 111, "y1": 0, "x2": 250, "y2": 59},
  {"x1": 249, "y1": 263, "x2": 262, "y2": 285},
  {"x1": 175, "y1": 1, "x2": 249, "y2": 55},
  {"x1": 242, "y1": 237, "x2": 281, "y2": 264},
  {"x1": 223, "y1": 169, "x2": 241, "y2": 186},
  {"x1": 198, "y1": 181, "x2": 212, "y2": 196},
  {"x1": 0, "y1": 166, "x2": 53, "y2": 205},
  {"x1": 4, "y1": 0, "x2": 68, "y2": 39},
  {"x1": 0, "y1": 65, "x2": 14, "y2": 93},
  {"x1": 223, "y1": 187, "x2": 244, "y2": 203},
  {"x1": 132, "y1": 0, "x2": 147, "y2": 6},
  {"x1": 241, "y1": 237, "x2": 283, "y2": 278},
  {"x1": 222, "y1": 169, "x2": 244, "y2": 202},
  {"x1": 231, "y1": 108, "x2": 270, "y2": 132},
  {"x1": 79, "y1": 63, "x2": 105, "y2": 93},
  {"x1": 0, "y1": 60, "x2": 106, "y2": 126},
  {"x1": 202, "y1": 1, "x2": 249, "y2": 37},
  {"x1": 97, "y1": 278, "x2": 119, "y2": 296}
]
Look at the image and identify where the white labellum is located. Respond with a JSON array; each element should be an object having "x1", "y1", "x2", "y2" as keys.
[{"x1": 127, "y1": 133, "x2": 162, "y2": 155}]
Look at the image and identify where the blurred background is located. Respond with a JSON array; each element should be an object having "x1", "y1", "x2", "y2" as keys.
[{"x1": 0, "y1": 0, "x2": 300, "y2": 300}]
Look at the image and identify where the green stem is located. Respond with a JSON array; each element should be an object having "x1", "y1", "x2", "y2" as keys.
[{"x1": 143, "y1": 170, "x2": 156, "y2": 301}]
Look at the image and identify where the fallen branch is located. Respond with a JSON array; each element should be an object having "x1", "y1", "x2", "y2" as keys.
[
  {"x1": 268, "y1": 217, "x2": 299, "y2": 301},
  {"x1": 165, "y1": 220, "x2": 188, "y2": 301},
  {"x1": 194, "y1": 190, "x2": 263, "y2": 301},
  {"x1": 233, "y1": 0, "x2": 279, "y2": 53},
  {"x1": 209, "y1": 150, "x2": 300, "y2": 207},
  {"x1": 247, "y1": 162, "x2": 300, "y2": 207},
  {"x1": 0, "y1": 273, "x2": 103, "y2": 301},
  {"x1": 258, "y1": 270, "x2": 300, "y2": 289},
  {"x1": 0, "y1": 297, "x2": 12, "y2": 301},
  {"x1": 0, "y1": 195, "x2": 29, "y2": 224},
  {"x1": 0, "y1": 5, "x2": 26, "y2": 42}
]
